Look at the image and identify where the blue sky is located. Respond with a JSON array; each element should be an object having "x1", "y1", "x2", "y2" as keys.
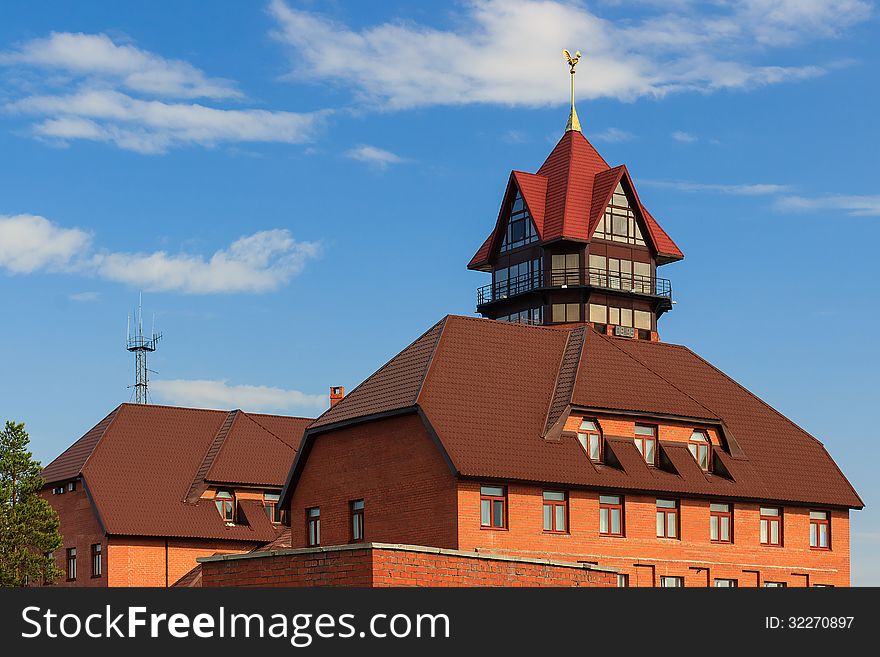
[{"x1": 1, "y1": 1, "x2": 878, "y2": 583}]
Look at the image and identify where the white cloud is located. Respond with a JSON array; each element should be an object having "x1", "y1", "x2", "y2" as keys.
[
  {"x1": 344, "y1": 144, "x2": 405, "y2": 169},
  {"x1": 0, "y1": 32, "x2": 240, "y2": 99},
  {"x1": 267, "y1": 0, "x2": 868, "y2": 110},
  {"x1": 671, "y1": 130, "x2": 698, "y2": 143},
  {"x1": 1, "y1": 32, "x2": 327, "y2": 153},
  {"x1": 0, "y1": 214, "x2": 320, "y2": 294},
  {"x1": 775, "y1": 194, "x2": 880, "y2": 217},
  {"x1": 69, "y1": 291, "x2": 100, "y2": 302},
  {"x1": 593, "y1": 127, "x2": 635, "y2": 143},
  {"x1": 0, "y1": 214, "x2": 91, "y2": 273},
  {"x1": 151, "y1": 379, "x2": 326, "y2": 413},
  {"x1": 642, "y1": 180, "x2": 790, "y2": 195}
]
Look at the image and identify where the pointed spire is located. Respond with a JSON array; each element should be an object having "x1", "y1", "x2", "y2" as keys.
[{"x1": 562, "y1": 49, "x2": 582, "y2": 133}]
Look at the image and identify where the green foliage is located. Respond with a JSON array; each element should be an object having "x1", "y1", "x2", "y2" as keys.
[{"x1": 0, "y1": 421, "x2": 63, "y2": 587}]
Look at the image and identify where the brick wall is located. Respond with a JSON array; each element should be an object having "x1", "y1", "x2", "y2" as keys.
[
  {"x1": 42, "y1": 481, "x2": 106, "y2": 587},
  {"x1": 200, "y1": 544, "x2": 617, "y2": 588},
  {"x1": 290, "y1": 413, "x2": 458, "y2": 550},
  {"x1": 457, "y1": 482, "x2": 850, "y2": 587},
  {"x1": 107, "y1": 536, "x2": 259, "y2": 587}
]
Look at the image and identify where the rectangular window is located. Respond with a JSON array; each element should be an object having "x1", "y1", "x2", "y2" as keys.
[
  {"x1": 710, "y1": 503, "x2": 732, "y2": 543},
  {"x1": 764, "y1": 582, "x2": 787, "y2": 588},
  {"x1": 67, "y1": 481, "x2": 76, "y2": 492},
  {"x1": 91, "y1": 544, "x2": 102, "y2": 578},
  {"x1": 66, "y1": 547, "x2": 76, "y2": 581},
  {"x1": 589, "y1": 303, "x2": 607, "y2": 323},
  {"x1": 351, "y1": 499, "x2": 365, "y2": 542},
  {"x1": 617, "y1": 573, "x2": 629, "y2": 588},
  {"x1": 577, "y1": 420, "x2": 602, "y2": 462},
  {"x1": 810, "y1": 510, "x2": 830, "y2": 550},
  {"x1": 599, "y1": 495, "x2": 624, "y2": 536},
  {"x1": 634, "y1": 310, "x2": 652, "y2": 330},
  {"x1": 214, "y1": 490, "x2": 235, "y2": 523},
  {"x1": 656, "y1": 499, "x2": 679, "y2": 539},
  {"x1": 660, "y1": 576, "x2": 683, "y2": 588},
  {"x1": 542, "y1": 491, "x2": 567, "y2": 533},
  {"x1": 52, "y1": 486, "x2": 64, "y2": 495},
  {"x1": 760, "y1": 507, "x2": 782, "y2": 546},
  {"x1": 306, "y1": 507, "x2": 321, "y2": 546},
  {"x1": 714, "y1": 578, "x2": 737, "y2": 587},
  {"x1": 634, "y1": 425, "x2": 656, "y2": 465},
  {"x1": 263, "y1": 492, "x2": 281, "y2": 524},
  {"x1": 480, "y1": 485, "x2": 507, "y2": 529}
]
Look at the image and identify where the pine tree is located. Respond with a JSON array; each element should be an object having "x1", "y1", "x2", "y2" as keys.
[{"x1": 0, "y1": 421, "x2": 63, "y2": 587}]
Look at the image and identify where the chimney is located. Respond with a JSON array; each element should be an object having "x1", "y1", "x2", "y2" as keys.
[{"x1": 330, "y1": 386, "x2": 345, "y2": 408}]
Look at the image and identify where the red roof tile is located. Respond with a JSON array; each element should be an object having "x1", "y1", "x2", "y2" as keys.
[
  {"x1": 42, "y1": 403, "x2": 310, "y2": 542},
  {"x1": 301, "y1": 316, "x2": 861, "y2": 508}
]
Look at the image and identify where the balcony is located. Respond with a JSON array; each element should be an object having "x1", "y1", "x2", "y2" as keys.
[{"x1": 476, "y1": 267, "x2": 672, "y2": 307}]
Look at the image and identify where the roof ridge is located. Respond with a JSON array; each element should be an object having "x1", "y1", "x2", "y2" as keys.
[
  {"x1": 117, "y1": 402, "x2": 230, "y2": 414},
  {"x1": 42, "y1": 405, "x2": 121, "y2": 484},
  {"x1": 242, "y1": 410, "x2": 299, "y2": 451},
  {"x1": 184, "y1": 409, "x2": 239, "y2": 503},
  {"x1": 246, "y1": 411, "x2": 315, "y2": 421},
  {"x1": 414, "y1": 316, "x2": 449, "y2": 405}
]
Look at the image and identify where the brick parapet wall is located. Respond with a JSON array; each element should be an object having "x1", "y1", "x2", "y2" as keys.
[{"x1": 199, "y1": 543, "x2": 618, "y2": 588}]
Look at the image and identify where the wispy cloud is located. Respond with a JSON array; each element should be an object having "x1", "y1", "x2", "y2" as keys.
[
  {"x1": 775, "y1": 194, "x2": 880, "y2": 217},
  {"x1": 0, "y1": 214, "x2": 320, "y2": 294},
  {"x1": 671, "y1": 130, "x2": 698, "y2": 143},
  {"x1": 1, "y1": 32, "x2": 326, "y2": 153},
  {"x1": 593, "y1": 127, "x2": 635, "y2": 143},
  {"x1": 69, "y1": 291, "x2": 99, "y2": 302},
  {"x1": 344, "y1": 144, "x2": 406, "y2": 169},
  {"x1": 151, "y1": 378, "x2": 326, "y2": 413},
  {"x1": 642, "y1": 180, "x2": 790, "y2": 195},
  {"x1": 268, "y1": 0, "x2": 868, "y2": 110}
]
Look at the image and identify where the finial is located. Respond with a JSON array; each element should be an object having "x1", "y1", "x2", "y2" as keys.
[{"x1": 563, "y1": 49, "x2": 582, "y2": 133}]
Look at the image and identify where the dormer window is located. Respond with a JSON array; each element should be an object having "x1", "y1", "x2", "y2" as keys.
[
  {"x1": 263, "y1": 492, "x2": 281, "y2": 524},
  {"x1": 577, "y1": 419, "x2": 603, "y2": 462},
  {"x1": 688, "y1": 430, "x2": 711, "y2": 471},
  {"x1": 634, "y1": 425, "x2": 656, "y2": 465},
  {"x1": 214, "y1": 489, "x2": 235, "y2": 523},
  {"x1": 500, "y1": 189, "x2": 538, "y2": 252}
]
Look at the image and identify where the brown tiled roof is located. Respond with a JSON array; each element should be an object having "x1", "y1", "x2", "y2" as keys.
[
  {"x1": 297, "y1": 316, "x2": 861, "y2": 509},
  {"x1": 42, "y1": 403, "x2": 310, "y2": 541}
]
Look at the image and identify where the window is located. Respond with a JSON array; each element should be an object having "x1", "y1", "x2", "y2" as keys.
[
  {"x1": 599, "y1": 495, "x2": 624, "y2": 536},
  {"x1": 588, "y1": 303, "x2": 607, "y2": 324},
  {"x1": 550, "y1": 253, "x2": 580, "y2": 286},
  {"x1": 500, "y1": 189, "x2": 539, "y2": 252},
  {"x1": 351, "y1": 499, "x2": 365, "y2": 542},
  {"x1": 493, "y1": 258, "x2": 543, "y2": 300},
  {"x1": 480, "y1": 485, "x2": 507, "y2": 529},
  {"x1": 710, "y1": 503, "x2": 732, "y2": 543},
  {"x1": 263, "y1": 492, "x2": 282, "y2": 524},
  {"x1": 617, "y1": 574, "x2": 629, "y2": 587},
  {"x1": 810, "y1": 511, "x2": 830, "y2": 550},
  {"x1": 764, "y1": 582, "x2": 787, "y2": 588},
  {"x1": 306, "y1": 507, "x2": 321, "y2": 546},
  {"x1": 688, "y1": 431, "x2": 711, "y2": 471},
  {"x1": 542, "y1": 491, "x2": 567, "y2": 533},
  {"x1": 577, "y1": 419, "x2": 602, "y2": 462},
  {"x1": 52, "y1": 486, "x2": 64, "y2": 495},
  {"x1": 634, "y1": 310, "x2": 652, "y2": 331},
  {"x1": 67, "y1": 480, "x2": 76, "y2": 492},
  {"x1": 91, "y1": 544, "x2": 102, "y2": 578},
  {"x1": 214, "y1": 490, "x2": 235, "y2": 523},
  {"x1": 760, "y1": 507, "x2": 782, "y2": 546},
  {"x1": 66, "y1": 548, "x2": 76, "y2": 581},
  {"x1": 660, "y1": 576, "x2": 683, "y2": 588},
  {"x1": 551, "y1": 303, "x2": 581, "y2": 323},
  {"x1": 714, "y1": 578, "x2": 737, "y2": 587},
  {"x1": 593, "y1": 183, "x2": 646, "y2": 246},
  {"x1": 656, "y1": 499, "x2": 679, "y2": 539},
  {"x1": 634, "y1": 425, "x2": 656, "y2": 465}
]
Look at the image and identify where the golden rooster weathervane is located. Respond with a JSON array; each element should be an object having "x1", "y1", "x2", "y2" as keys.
[{"x1": 563, "y1": 49, "x2": 582, "y2": 133}]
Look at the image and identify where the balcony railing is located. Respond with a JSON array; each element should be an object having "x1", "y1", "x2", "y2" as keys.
[{"x1": 477, "y1": 267, "x2": 672, "y2": 306}]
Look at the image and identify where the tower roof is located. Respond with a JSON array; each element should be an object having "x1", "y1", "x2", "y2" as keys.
[{"x1": 468, "y1": 130, "x2": 684, "y2": 270}]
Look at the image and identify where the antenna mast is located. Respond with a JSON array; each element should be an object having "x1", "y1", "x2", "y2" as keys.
[{"x1": 126, "y1": 294, "x2": 162, "y2": 404}]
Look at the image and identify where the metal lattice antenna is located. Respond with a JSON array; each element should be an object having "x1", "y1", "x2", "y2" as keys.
[{"x1": 126, "y1": 293, "x2": 162, "y2": 404}]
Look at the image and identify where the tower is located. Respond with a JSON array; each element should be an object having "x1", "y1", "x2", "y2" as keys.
[
  {"x1": 468, "y1": 50, "x2": 683, "y2": 340},
  {"x1": 126, "y1": 295, "x2": 162, "y2": 404}
]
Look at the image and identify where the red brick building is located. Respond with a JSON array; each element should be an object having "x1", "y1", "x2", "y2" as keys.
[
  {"x1": 39, "y1": 403, "x2": 310, "y2": 586},
  {"x1": 265, "y1": 120, "x2": 862, "y2": 588}
]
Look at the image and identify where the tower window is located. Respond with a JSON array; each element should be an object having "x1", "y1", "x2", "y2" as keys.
[
  {"x1": 577, "y1": 419, "x2": 603, "y2": 462},
  {"x1": 550, "y1": 253, "x2": 580, "y2": 286},
  {"x1": 480, "y1": 485, "x2": 507, "y2": 529},
  {"x1": 214, "y1": 489, "x2": 235, "y2": 523},
  {"x1": 810, "y1": 511, "x2": 830, "y2": 550},
  {"x1": 500, "y1": 190, "x2": 538, "y2": 252},
  {"x1": 593, "y1": 183, "x2": 646, "y2": 246},
  {"x1": 688, "y1": 431, "x2": 711, "y2": 471},
  {"x1": 634, "y1": 425, "x2": 656, "y2": 465},
  {"x1": 551, "y1": 303, "x2": 580, "y2": 323}
]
